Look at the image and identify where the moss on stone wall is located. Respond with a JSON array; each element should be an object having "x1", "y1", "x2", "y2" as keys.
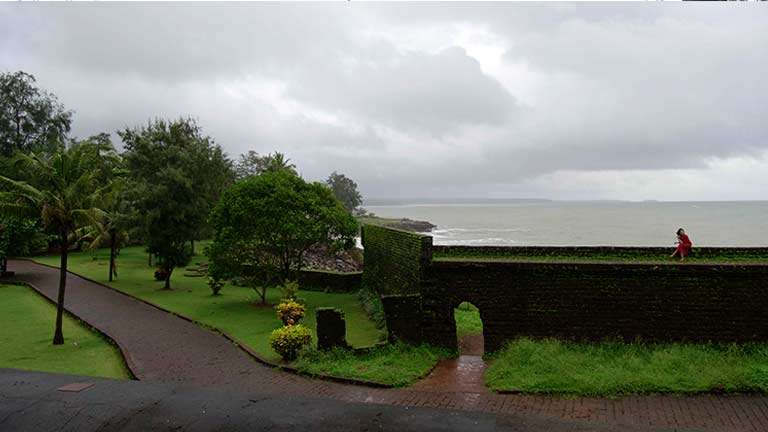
[{"x1": 360, "y1": 225, "x2": 432, "y2": 296}]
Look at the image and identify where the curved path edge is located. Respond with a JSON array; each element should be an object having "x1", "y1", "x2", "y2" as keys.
[
  {"x1": 23, "y1": 258, "x2": 392, "y2": 389},
  {"x1": 3, "y1": 279, "x2": 139, "y2": 380},
  {"x1": 12, "y1": 258, "x2": 392, "y2": 388}
]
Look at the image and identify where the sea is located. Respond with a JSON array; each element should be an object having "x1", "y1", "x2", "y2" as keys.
[{"x1": 363, "y1": 200, "x2": 768, "y2": 247}]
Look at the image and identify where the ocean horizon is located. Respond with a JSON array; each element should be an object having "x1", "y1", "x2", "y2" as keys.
[{"x1": 363, "y1": 200, "x2": 768, "y2": 247}]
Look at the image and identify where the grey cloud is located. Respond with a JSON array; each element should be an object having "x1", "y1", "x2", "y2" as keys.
[
  {"x1": 286, "y1": 46, "x2": 518, "y2": 134},
  {"x1": 1, "y1": 3, "x2": 766, "y2": 200}
]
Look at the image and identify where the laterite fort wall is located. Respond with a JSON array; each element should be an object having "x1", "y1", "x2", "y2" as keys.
[
  {"x1": 425, "y1": 261, "x2": 768, "y2": 352},
  {"x1": 360, "y1": 225, "x2": 432, "y2": 296},
  {"x1": 362, "y1": 225, "x2": 768, "y2": 353}
]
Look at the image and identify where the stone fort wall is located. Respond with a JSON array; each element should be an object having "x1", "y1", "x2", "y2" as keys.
[{"x1": 362, "y1": 225, "x2": 768, "y2": 352}]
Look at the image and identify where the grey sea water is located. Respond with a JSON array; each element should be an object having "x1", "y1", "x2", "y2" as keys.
[{"x1": 364, "y1": 200, "x2": 768, "y2": 247}]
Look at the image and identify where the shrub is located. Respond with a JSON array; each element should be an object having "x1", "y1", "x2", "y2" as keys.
[
  {"x1": 269, "y1": 324, "x2": 312, "y2": 361},
  {"x1": 280, "y1": 280, "x2": 300, "y2": 301},
  {"x1": 208, "y1": 277, "x2": 224, "y2": 296},
  {"x1": 275, "y1": 300, "x2": 305, "y2": 325}
]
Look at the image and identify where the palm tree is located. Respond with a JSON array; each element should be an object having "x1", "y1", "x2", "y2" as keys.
[
  {"x1": 0, "y1": 147, "x2": 105, "y2": 345},
  {"x1": 76, "y1": 185, "x2": 131, "y2": 282},
  {"x1": 70, "y1": 134, "x2": 128, "y2": 282},
  {"x1": 264, "y1": 152, "x2": 297, "y2": 175}
]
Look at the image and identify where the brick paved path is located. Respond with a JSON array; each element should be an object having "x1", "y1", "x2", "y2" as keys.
[{"x1": 7, "y1": 259, "x2": 768, "y2": 431}]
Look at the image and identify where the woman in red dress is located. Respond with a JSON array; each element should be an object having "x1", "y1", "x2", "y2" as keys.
[{"x1": 670, "y1": 228, "x2": 692, "y2": 261}]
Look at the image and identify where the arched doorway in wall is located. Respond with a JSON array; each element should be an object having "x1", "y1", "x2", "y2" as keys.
[{"x1": 453, "y1": 301, "x2": 484, "y2": 356}]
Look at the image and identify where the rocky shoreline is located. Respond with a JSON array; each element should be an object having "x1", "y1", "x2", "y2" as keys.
[
  {"x1": 303, "y1": 216, "x2": 436, "y2": 273},
  {"x1": 385, "y1": 218, "x2": 436, "y2": 233},
  {"x1": 356, "y1": 215, "x2": 436, "y2": 234}
]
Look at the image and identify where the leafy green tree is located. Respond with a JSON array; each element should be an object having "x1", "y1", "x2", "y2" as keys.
[
  {"x1": 326, "y1": 171, "x2": 363, "y2": 212},
  {"x1": 234, "y1": 150, "x2": 268, "y2": 180},
  {"x1": 208, "y1": 170, "x2": 357, "y2": 304},
  {"x1": 0, "y1": 71, "x2": 72, "y2": 157},
  {"x1": 233, "y1": 150, "x2": 297, "y2": 180},
  {"x1": 0, "y1": 215, "x2": 47, "y2": 275},
  {"x1": 120, "y1": 118, "x2": 229, "y2": 288},
  {"x1": 0, "y1": 147, "x2": 105, "y2": 344}
]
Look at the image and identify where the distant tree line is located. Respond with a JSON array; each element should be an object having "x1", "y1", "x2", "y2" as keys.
[{"x1": 0, "y1": 70, "x2": 364, "y2": 343}]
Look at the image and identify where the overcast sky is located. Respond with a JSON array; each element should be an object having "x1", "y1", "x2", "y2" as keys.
[{"x1": 1, "y1": 3, "x2": 766, "y2": 201}]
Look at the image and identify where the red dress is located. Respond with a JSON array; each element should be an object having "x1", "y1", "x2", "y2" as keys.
[{"x1": 676, "y1": 234, "x2": 692, "y2": 257}]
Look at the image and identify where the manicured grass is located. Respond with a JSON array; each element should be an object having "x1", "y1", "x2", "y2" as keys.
[
  {"x1": 0, "y1": 284, "x2": 130, "y2": 379},
  {"x1": 485, "y1": 338, "x2": 768, "y2": 396},
  {"x1": 454, "y1": 302, "x2": 482, "y2": 338},
  {"x1": 294, "y1": 342, "x2": 449, "y2": 387},
  {"x1": 34, "y1": 246, "x2": 383, "y2": 363}
]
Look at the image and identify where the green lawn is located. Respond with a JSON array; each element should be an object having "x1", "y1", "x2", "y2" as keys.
[
  {"x1": 0, "y1": 284, "x2": 130, "y2": 379},
  {"x1": 35, "y1": 246, "x2": 382, "y2": 364},
  {"x1": 294, "y1": 342, "x2": 449, "y2": 387},
  {"x1": 485, "y1": 338, "x2": 768, "y2": 396},
  {"x1": 454, "y1": 302, "x2": 482, "y2": 338}
]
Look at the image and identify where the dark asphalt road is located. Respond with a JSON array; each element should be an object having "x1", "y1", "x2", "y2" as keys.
[{"x1": 0, "y1": 369, "x2": 675, "y2": 432}]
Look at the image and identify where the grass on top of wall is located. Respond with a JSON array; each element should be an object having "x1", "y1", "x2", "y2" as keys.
[
  {"x1": 485, "y1": 338, "x2": 768, "y2": 397},
  {"x1": 0, "y1": 284, "x2": 130, "y2": 379},
  {"x1": 34, "y1": 246, "x2": 382, "y2": 364},
  {"x1": 433, "y1": 252, "x2": 768, "y2": 265}
]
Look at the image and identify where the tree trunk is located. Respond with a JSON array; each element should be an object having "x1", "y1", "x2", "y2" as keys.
[
  {"x1": 53, "y1": 232, "x2": 68, "y2": 345},
  {"x1": 148, "y1": 252, "x2": 152, "y2": 267},
  {"x1": 190, "y1": 239, "x2": 195, "y2": 255},
  {"x1": 259, "y1": 285, "x2": 267, "y2": 304},
  {"x1": 163, "y1": 267, "x2": 173, "y2": 290},
  {"x1": 109, "y1": 231, "x2": 116, "y2": 282},
  {"x1": 0, "y1": 256, "x2": 7, "y2": 274}
]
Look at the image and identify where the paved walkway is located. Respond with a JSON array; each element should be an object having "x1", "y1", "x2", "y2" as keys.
[
  {"x1": 0, "y1": 369, "x2": 660, "y2": 432},
  {"x1": 6, "y1": 259, "x2": 768, "y2": 431}
]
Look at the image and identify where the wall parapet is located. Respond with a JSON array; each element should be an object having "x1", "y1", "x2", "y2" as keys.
[{"x1": 433, "y1": 245, "x2": 768, "y2": 261}]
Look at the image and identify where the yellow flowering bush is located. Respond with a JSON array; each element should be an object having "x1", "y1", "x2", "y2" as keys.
[
  {"x1": 275, "y1": 300, "x2": 305, "y2": 325},
  {"x1": 269, "y1": 324, "x2": 312, "y2": 361}
]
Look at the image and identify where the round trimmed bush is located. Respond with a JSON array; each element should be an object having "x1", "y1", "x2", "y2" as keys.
[
  {"x1": 275, "y1": 300, "x2": 305, "y2": 325},
  {"x1": 269, "y1": 324, "x2": 312, "y2": 361}
]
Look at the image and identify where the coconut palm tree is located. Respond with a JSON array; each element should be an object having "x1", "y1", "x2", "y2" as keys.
[
  {"x1": 264, "y1": 152, "x2": 297, "y2": 175},
  {"x1": 76, "y1": 185, "x2": 131, "y2": 282},
  {"x1": 70, "y1": 134, "x2": 129, "y2": 282},
  {"x1": 0, "y1": 147, "x2": 105, "y2": 345}
]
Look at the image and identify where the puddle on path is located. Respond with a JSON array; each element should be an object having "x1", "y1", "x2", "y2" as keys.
[{"x1": 410, "y1": 334, "x2": 488, "y2": 394}]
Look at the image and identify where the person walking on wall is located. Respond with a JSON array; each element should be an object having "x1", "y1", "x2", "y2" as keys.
[{"x1": 670, "y1": 228, "x2": 693, "y2": 261}]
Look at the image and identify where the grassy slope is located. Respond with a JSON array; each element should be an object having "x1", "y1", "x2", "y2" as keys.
[
  {"x1": 0, "y1": 284, "x2": 130, "y2": 379},
  {"x1": 485, "y1": 338, "x2": 768, "y2": 396},
  {"x1": 35, "y1": 246, "x2": 381, "y2": 363}
]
